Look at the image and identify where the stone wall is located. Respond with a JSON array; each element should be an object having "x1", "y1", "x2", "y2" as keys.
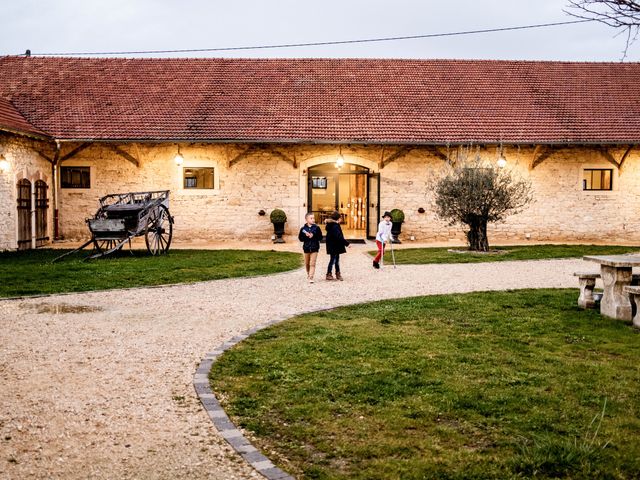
[
  {"x1": 384, "y1": 146, "x2": 640, "y2": 244},
  {"x1": 57, "y1": 143, "x2": 300, "y2": 242},
  {"x1": 0, "y1": 134, "x2": 54, "y2": 251},
  {"x1": 2, "y1": 138, "x2": 639, "y2": 249}
]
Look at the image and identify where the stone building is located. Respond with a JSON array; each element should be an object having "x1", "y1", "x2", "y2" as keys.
[{"x1": 0, "y1": 56, "x2": 639, "y2": 250}]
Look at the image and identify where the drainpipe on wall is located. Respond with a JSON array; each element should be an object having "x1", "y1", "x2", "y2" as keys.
[{"x1": 52, "y1": 140, "x2": 60, "y2": 240}]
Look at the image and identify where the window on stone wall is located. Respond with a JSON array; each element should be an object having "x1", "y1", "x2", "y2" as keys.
[
  {"x1": 183, "y1": 167, "x2": 214, "y2": 189},
  {"x1": 60, "y1": 166, "x2": 90, "y2": 188},
  {"x1": 583, "y1": 169, "x2": 613, "y2": 191}
]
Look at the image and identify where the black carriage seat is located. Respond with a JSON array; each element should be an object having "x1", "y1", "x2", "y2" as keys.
[{"x1": 103, "y1": 203, "x2": 147, "y2": 231}]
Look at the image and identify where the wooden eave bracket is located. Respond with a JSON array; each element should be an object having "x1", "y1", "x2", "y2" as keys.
[
  {"x1": 597, "y1": 145, "x2": 634, "y2": 170},
  {"x1": 105, "y1": 144, "x2": 140, "y2": 167},
  {"x1": 228, "y1": 144, "x2": 297, "y2": 168},
  {"x1": 530, "y1": 145, "x2": 556, "y2": 170},
  {"x1": 59, "y1": 142, "x2": 92, "y2": 163},
  {"x1": 379, "y1": 146, "x2": 413, "y2": 169}
]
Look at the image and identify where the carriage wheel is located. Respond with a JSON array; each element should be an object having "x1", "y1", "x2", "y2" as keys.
[
  {"x1": 93, "y1": 238, "x2": 122, "y2": 254},
  {"x1": 145, "y1": 204, "x2": 173, "y2": 255}
]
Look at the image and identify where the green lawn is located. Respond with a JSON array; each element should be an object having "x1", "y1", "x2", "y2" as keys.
[
  {"x1": 0, "y1": 249, "x2": 301, "y2": 297},
  {"x1": 210, "y1": 289, "x2": 640, "y2": 479},
  {"x1": 370, "y1": 244, "x2": 640, "y2": 264}
]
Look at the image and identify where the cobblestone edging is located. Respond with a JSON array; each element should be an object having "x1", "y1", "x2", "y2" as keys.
[{"x1": 193, "y1": 318, "x2": 297, "y2": 480}]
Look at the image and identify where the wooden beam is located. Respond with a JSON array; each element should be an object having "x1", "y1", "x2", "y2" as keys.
[
  {"x1": 35, "y1": 149, "x2": 53, "y2": 163},
  {"x1": 105, "y1": 144, "x2": 139, "y2": 167},
  {"x1": 530, "y1": 145, "x2": 556, "y2": 170},
  {"x1": 618, "y1": 145, "x2": 634, "y2": 169},
  {"x1": 265, "y1": 145, "x2": 297, "y2": 168},
  {"x1": 60, "y1": 142, "x2": 91, "y2": 162},
  {"x1": 596, "y1": 147, "x2": 621, "y2": 169},
  {"x1": 228, "y1": 144, "x2": 297, "y2": 168},
  {"x1": 228, "y1": 145, "x2": 260, "y2": 167},
  {"x1": 379, "y1": 146, "x2": 413, "y2": 169},
  {"x1": 424, "y1": 146, "x2": 451, "y2": 164}
]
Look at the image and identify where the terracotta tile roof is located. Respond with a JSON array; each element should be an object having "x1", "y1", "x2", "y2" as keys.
[
  {"x1": 0, "y1": 56, "x2": 639, "y2": 144},
  {"x1": 0, "y1": 96, "x2": 49, "y2": 138}
]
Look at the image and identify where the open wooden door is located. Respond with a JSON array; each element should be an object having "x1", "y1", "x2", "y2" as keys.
[{"x1": 367, "y1": 173, "x2": 380, "y2": 239}]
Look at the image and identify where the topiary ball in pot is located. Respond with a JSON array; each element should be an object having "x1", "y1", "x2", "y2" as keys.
[
  {"x1": 390, "y1": 208, "x2": 405, "y2": 243},
  {"x1": 270, "y1": 209, "x2": 287, "y2": 243}
]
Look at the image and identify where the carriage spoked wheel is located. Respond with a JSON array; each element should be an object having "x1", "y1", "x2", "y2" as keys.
[
  {"x1": 93, "y1": 238, "x2": 123, "y2": 254},
  {"x1": 145, "y1": 204, "x2": 173, "y2": 255}
]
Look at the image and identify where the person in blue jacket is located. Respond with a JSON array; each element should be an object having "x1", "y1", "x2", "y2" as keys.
[
  {"x1": 298, "y1": 212, "x2": 323, "y2": 283},
  {"x1": 324, "y1": 211, "x2": 350, "y2": 281}
]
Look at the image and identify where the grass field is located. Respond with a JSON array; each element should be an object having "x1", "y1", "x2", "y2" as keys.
[
  {"x1": 210, "y1": 289, "x2": 640, "y2": 479},
  {"x1": 369, "y1": 244, "x2": 640, "y2": 265},
  {"x1": 0, "y1": 249, "x2": 301, "y2": 297}
]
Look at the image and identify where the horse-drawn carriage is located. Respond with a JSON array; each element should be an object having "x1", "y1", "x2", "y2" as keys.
[{"x1": 54, "y1": 190, "x2": 173, "y2": 261}]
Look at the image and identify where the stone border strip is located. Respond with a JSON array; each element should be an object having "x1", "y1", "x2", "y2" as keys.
[{"x1": 194, "y1": 317, "x2": 298, "y2": 480}]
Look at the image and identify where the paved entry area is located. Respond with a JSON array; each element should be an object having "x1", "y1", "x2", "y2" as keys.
[{"x1": 0, "y1": 247, "x2": 582, "y2": 479}]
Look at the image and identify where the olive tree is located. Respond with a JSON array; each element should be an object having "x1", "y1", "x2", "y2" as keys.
[{"x1": 434, "y1": 161, "x2": 532, "y2": 252}]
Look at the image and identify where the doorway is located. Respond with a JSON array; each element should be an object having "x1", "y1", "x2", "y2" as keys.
[
  {"x1": 307, "y1": 164, "x2": 379, "y2": 239},
  {"x1": 16, "y1": 178, "x2": 49, "y2": 250},
  {"x1": 17, "y1": 179, "x2": 31, "y2": 250}
]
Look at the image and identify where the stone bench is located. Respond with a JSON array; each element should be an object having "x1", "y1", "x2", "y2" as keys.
[
  {"x1": 623, "y1": 285, "x2": 640, "y2": 328},
  {"x1": 574, "y1": 272, "x2": 601, "y2": 309}
]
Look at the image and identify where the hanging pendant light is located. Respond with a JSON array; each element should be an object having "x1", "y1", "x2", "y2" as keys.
[
  {"x1": 496, "y1": 144, "x2": 506, "y2": 168},
  {"x1": 174, "y1": 145, "x2": 184, "y2": 166},
  {"x1": 335, "y1": 146, "x2": 344, "y2": 168}
]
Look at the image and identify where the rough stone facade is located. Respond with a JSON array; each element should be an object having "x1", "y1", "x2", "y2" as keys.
[
  {"x1": 1, "y1": 137, "x2": 638, "y2": 250},
  {"x1": 0, "y1": 133, "x2": 54, "y2": 250}
]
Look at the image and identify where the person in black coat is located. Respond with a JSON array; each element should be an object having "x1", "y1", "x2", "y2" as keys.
[
  {"x1": 324, "y1": 211, "x2": 350, "y2": 281},
  {"x1": 298, "y1": 212, "x2": 323, "y2": 283}
]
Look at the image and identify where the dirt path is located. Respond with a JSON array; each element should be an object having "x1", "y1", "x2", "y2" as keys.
[{"x1": 0, "y1": 247, "x2": 583, "y2": 479}]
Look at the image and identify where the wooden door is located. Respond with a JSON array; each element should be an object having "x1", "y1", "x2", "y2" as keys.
[
  {"x1": 367, "y1": 173, "x2": 380, "y2": 239},
  {"x1": 35, "y1": 180, "x2": 49, "y2": 247},
  {"x1": 17, "y1": 179, "x2": 31, "y2": 250}
]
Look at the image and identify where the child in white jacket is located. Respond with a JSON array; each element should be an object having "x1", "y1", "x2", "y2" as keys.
[{"x1": 373, "y1": 211, "x2": 392, "y2": 269}]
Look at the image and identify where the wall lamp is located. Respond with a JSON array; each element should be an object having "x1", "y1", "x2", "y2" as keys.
[
  {"x1": 335, "y1": 146, "x2": 344, "y2": 169},
  {"x1": 174, "y1": 146, "x2": 184, "y2": 166},
  {"x1": 0, "y1": 154, "x2": 9, "y2": 173}
]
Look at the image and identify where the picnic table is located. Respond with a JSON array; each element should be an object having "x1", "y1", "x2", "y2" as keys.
[{"x1": 583, "y1": 254, "x2": 640, "y2": 321}]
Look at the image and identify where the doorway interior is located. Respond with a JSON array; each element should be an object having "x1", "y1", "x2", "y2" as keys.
[{"x1": 307, "y1": 163, "x2": 379, "y2": 239}]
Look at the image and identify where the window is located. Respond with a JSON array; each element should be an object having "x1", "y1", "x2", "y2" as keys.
[
  {"x1": 311, "y1": 176, "x2": 327, "y2": 189},
  {"x1": 583, "y1": 169, "x2": 612, "y2": 191},
  {"x1": 60, "y1": 166, "x2": 90, "y2": 188},
  {"x1": 183, "y1": 167, "x2": 214, "y2": 189}
]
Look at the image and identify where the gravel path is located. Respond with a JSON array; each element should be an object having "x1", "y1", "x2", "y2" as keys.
[{"x1": 0, "y1": 246, "x2": 584, "y2": 479}]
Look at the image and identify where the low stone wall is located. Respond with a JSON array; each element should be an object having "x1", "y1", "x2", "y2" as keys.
[{"x1": 2, "y1": 138, "x2": 639, "y2": 250}]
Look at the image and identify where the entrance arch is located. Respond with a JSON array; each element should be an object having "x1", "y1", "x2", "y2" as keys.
[{"x1": 307, "y1": 163, "x2": 379, "y2": 239}]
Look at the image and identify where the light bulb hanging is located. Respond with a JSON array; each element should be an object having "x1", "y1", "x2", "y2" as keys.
[
  {"x1": 174, "y1": 145, "x2": 184, "y2": 166},
  {"x1": 335, "y1": 146, "x2": 344, "y2": 168}
]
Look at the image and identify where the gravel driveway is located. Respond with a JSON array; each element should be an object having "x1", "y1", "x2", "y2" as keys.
[{"x1": 0, "y1": 246, "x2": 583, "y2": 479}]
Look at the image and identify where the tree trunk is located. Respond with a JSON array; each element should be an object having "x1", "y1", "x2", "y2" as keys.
[{"x1": 466, "y1": 220, "x2": 489, "y2": 252}]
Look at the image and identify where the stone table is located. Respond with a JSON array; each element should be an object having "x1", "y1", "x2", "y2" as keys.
[{"x1": 584, "y1": 255, "x2": 640, "y2": 321}]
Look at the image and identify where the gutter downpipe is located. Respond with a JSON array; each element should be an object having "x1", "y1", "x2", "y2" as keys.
[{"x1": 52, "y1": 140, "x2": 60, "y2": 240}]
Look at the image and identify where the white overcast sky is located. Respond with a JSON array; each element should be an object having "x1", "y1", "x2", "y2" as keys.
[{"x1": 0, "y1": 0, "x2": 637, "y2": 61}]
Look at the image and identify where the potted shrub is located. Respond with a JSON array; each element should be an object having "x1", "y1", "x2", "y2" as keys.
[
  {"x1": 270, "y1": 209, "x2": 287, "y2": 243},
  {"x1": 390, "y1": 208, "x2": 405, "y2": 243}
]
